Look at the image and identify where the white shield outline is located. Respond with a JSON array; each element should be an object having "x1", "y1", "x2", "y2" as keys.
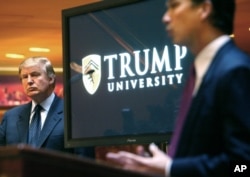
[{"x1": 82, "y1": 54, "x2": 101, "y2": 95}]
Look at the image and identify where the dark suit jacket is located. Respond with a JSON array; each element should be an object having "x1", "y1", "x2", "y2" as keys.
[
  {"x1": 0, "y1": 95, "x2": 69, "y2": 151},
  {"x1": 0, "y1": 95, "x2": 95, "y2": 157},
  {"x1": 171, "y1": 40, "x2": 250, "y2": 177}
]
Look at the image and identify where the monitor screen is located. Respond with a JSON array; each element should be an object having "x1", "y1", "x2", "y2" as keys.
[{"x1": 62, "y1": 0, "x2": 193, "y2": 148}]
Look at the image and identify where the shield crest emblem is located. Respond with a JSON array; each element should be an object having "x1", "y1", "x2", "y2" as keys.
[{"x1": 82, "y1": 54, "x2": 101, "y2": 95}]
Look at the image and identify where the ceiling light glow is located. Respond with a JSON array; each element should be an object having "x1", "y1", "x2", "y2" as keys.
[
  {"x1": 29, "y1": 47, "x2": 50, "y2": 52},
  {"x1": 5, "y1": 53, "x2": 25, "y2": 59}
]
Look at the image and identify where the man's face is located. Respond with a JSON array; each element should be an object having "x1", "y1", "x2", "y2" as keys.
[
  {"x1": 162, "y1": 0, "x2": 202, "y2": 46},
  {"x1": 20, "y1": 65, "x2": 54, "y2": 100}
]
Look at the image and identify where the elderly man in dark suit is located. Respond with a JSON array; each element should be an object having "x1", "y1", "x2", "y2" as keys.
[
  {"x1": 106, "y1": 0, "x2": 250, "y2": 176},
  {"x1": 0, "y1": 56, "x2": 94, "y2": 157}
]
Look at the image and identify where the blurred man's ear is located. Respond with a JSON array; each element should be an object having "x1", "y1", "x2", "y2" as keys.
[{"x1": 200, "y1": 0, "x2": 213, "y2": 20}]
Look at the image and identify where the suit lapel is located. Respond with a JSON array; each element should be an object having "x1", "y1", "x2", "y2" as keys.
[
  {"x1": 37, "y1": 96, "x2": 63, "y2": 147},
  {"x1": 175, "y1": 41, "x2": 234, "y2": 156},
  {"x1": 17, "y1": 103, "x2": 31, "y2": 144},
  {"x1": 196, "y1": 40, "x2": 234, "y2": 96}
]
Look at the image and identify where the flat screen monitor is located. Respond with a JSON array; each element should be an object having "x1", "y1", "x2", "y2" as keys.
[{"x1": 62, "y1": 0, "x2": 193, "y2": 148}]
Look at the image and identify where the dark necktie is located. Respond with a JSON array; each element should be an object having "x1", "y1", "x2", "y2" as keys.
[
  {"x1": 168, "y1": 64, "x2": 196, "y2": 157},
  {"x1": 28, "y1": 104, "x2": 43, "y2": 147}
]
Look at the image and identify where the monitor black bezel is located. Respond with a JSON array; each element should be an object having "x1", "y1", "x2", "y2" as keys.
[{"x1": 62, "y1": 0, "x2": 173, "y2": 148}]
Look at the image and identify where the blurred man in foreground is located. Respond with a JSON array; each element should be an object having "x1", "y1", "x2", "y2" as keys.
[{"x1": 106, "y1": 0, "x2": 250, "y2": 176}]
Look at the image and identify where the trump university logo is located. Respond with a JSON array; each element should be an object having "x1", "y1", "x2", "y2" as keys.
[{"x1": 82, "y1": 54, "x2": 101, "y2": 95}]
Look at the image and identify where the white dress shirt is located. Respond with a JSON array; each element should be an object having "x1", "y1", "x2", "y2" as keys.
[{"x1": 30, "y1": 93, "x2": 55, "y2": 129}]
